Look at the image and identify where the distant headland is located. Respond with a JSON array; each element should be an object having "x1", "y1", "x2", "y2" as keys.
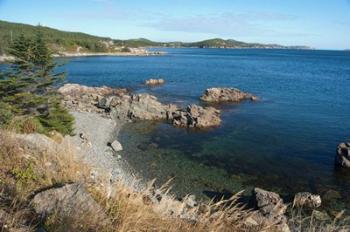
[{"x1": 0, "y1": 20, "x2": 310, "y2": 59}]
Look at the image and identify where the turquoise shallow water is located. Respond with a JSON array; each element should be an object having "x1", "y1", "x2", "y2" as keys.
[{"x1": 61, "y1": 48, "x2": 350, "y2": 210}]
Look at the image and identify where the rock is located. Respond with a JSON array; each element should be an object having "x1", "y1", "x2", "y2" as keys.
[
  {"x1": 145, "y1": 78, "x2": 165, "y2": 86},
  {"x1": 183, "y1": 195, "x2": 197, "y2": 208},
  {"x1": 171, "y1": 104, "x2": 221, "y2": 128},
  {"x1": 336, "y1": 142, "x2": 350, "y2": 168},
  {"x1": 59, "y1": 84, "x2": 222, "y2": 129},
  {"x1": 293, "y1": 192, "x2": 321, "y2": 209},
  {"x1": 58, "y1": 83, "x2": 126, "y2": 96},
  {"x1": 99, "y1": 93, "x2": 178, "y2": 121},
  {"x1": 251, "y1": 188, "x2": 289, "y2": 231},
  {"x1": 31, "y1": 183, "x2": 108, "y2": 223},
  {"x1": 200, "y1": 87, "x2": 257, "y2": 103},
  {"x1": 58, "y1": 83, "x2": 128, "y2": 115},
  {"x1": 110, "y1": 140, "x2": 123, "y2": 152}
]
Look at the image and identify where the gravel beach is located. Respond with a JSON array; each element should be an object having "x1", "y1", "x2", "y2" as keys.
[{"x1": 69, "y1": 111, "x2": 143, "y2": 189}]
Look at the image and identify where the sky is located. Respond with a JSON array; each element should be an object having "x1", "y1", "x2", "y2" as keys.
[{"x1": 0, "y1": 0, "x2": 349, "y2": 49}]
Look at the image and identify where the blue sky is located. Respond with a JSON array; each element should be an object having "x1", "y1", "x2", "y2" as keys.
[{"x1": 0, "y1": 0, "x2": 349, "y2": 49}]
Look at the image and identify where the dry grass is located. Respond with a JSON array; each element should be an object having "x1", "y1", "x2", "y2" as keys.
[
  {"x1": 0, "y1": 130, "x2": 349, "y2": 232},
  {"x1": 289, "y1": 209, "x2": 350, "y2": 232}
]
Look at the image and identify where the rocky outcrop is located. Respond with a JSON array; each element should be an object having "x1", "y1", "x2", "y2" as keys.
[
  {"x1": 58, "y1": 84, "x2": 128, "y2": 115},
  {"x1": 293, "y1": 192, "x2": 321, "y2": 209},
  {"x1": 96, "y1": 89, "x2": 221, "y2": 128},
  {"x1": 98, "y1": 93, "x2": 178, "y2": 121},
  {"x1": 145, "y1": 78, "x2": 165, "y2": 86},
  {"x1": 31, "y1": 183, "x2": 109, "y2": 224},
  {"x1": 200, "y1": 87, "x2": 257, "y2": 103},
  {"x1": 171, "y1": 105, "x2": 221, "y2": 128},
  {"x1": 336, "y1": 142, "x2": 350, "y2": 168},
  {"x1": 248, "y1": 188, "x2": 289, "y2": 232},
  {"x1": 59, "y1": 84, "x2": 222, "y2": 129}
]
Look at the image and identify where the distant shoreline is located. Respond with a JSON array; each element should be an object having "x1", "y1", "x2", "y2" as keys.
[{"x1": 0, "y1": 50, "x2": 166, "y2": 63}]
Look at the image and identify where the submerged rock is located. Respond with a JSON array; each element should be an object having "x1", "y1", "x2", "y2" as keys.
[
  {"x1": 200, "y1": 87, "x2": 257, "y2": 103},
  {"x1": 145, "y1": 78, "x2": 165, "y2": 86},
  {"x1": 293, "y1": 192, "x2": 321, "y2": 209},
  {"x1": 336, "y1": 142, "x2": 350, "y2": 168}
]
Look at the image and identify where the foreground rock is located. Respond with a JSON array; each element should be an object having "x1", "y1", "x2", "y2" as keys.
[
  {"x1": 248, "y1": 188, "x2": 289, "y2": 232},
  {"x1": 31, "y1": 183, "x2": 109, "y2": 224},
  {"x1": 145, "y1": 78, "x2": 165, "y2": 86},
  {"x1": 293, "y1": 192, "x2": 321, "y2": 209},
  {"x1": 200, "y1": 87, "x2": 257, "y2": 103},
  {"x1": 171, "y1": 104, "x2": 221, "y2": 128},
  {"x1": 336, "y1": 142, "x2": 350, "y2": 168}
]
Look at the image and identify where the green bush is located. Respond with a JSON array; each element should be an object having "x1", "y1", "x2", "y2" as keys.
[
  {"x1": 37, "y1": 101, "x2": 75, "y2": 135},
  {"x1": 0, "y1": 102, "x2": 14, "y2": 127}
]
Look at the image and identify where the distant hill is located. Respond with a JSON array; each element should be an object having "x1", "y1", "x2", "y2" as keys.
[
  {"x1": 0, "y1": 20, "x2": 310, "y2": 55},
  {"x1": 181, "y1": 38, "x2": 309, "y2": 49}
]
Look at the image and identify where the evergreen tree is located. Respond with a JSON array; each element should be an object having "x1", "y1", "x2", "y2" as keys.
[{"x1": 0, "y1": 30, "x2": 74, "y2": 135}]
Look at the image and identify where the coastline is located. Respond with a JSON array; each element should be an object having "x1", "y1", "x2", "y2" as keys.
[
  {"x1": 0, "y1": 50, "x2": 165, "y2": 63},
  {"x1": 54, "y1": 50, "x2": 166, "y2": 58}
]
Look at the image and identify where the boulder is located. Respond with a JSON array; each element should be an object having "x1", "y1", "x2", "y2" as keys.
[
  {"x1": 249, "y1": 188, "x2": 289, "y2": 232},
  {"x1": 31, "y1": 183, "x2": 108, "y2": 223},
  {"x1": 110, "y1": 140, "x2": 123, "y2": 152},
  {"x1": 171, "y1": 104, "x2": 221, "y2": 128},
  {"x1": 293, "y1": 192, "x2": 321, "y2": 209},
  {"x1": 200, "y1": 87, "x2": 257, "y2": 103},
  {"x1": 145, "y1": 78, "x2": 165, "y2": 86},
  {"x1": 336, "y1": 142, "x2": 350, "y2": 168}
]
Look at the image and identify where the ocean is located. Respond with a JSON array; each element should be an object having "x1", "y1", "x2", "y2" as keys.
[{"x1": 63, "y1": 48, "x2": 350, "y2": 210}]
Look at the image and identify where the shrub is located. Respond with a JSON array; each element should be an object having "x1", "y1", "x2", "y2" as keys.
[{"x1": 37, "y1": 100, "x2": 75, "y2": 135}]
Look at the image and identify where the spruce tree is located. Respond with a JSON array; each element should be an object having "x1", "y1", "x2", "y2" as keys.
[{"x1": 0, "y1": 30, "x2": 74, "y2": 135}]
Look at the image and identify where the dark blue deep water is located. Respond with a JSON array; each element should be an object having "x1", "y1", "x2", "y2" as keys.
[{"x1": 62, "y1": 49, "x2": 350, "y2": 210}]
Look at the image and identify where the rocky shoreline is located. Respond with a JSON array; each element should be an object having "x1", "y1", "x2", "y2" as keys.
[{"x1": 52, "y1": 83, "x2": 340, "y2": 231}]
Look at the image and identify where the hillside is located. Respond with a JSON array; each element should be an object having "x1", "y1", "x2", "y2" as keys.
[{"x1": 0, "y1": 20, "x2": 309, "y2": 55}]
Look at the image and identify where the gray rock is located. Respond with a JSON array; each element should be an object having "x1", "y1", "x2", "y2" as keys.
[
  {"x1": 110, "y1": 140, "x2": 123, "y2": 152},
  {"x1": 31, "y1": 183, "x2": 108, "y2": 223},
  {"x1": 145, "y1": 78, "x2": 165, "y2": 86},
  {"x1": 200, "y1": 87, "x2": 257, "y2": 103},
  {"x1": 172, "y1": 104, "x2": 221, "y2": 128},
  {"x1": 336, "y1": 142, "x2": 350, "y2": 168},
  {"x1": 293, "y1": 192, "x2": 321, "y2": 209},
  {"x1": 250, "y1": 188, "x2": 289, "y2": 232}
]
